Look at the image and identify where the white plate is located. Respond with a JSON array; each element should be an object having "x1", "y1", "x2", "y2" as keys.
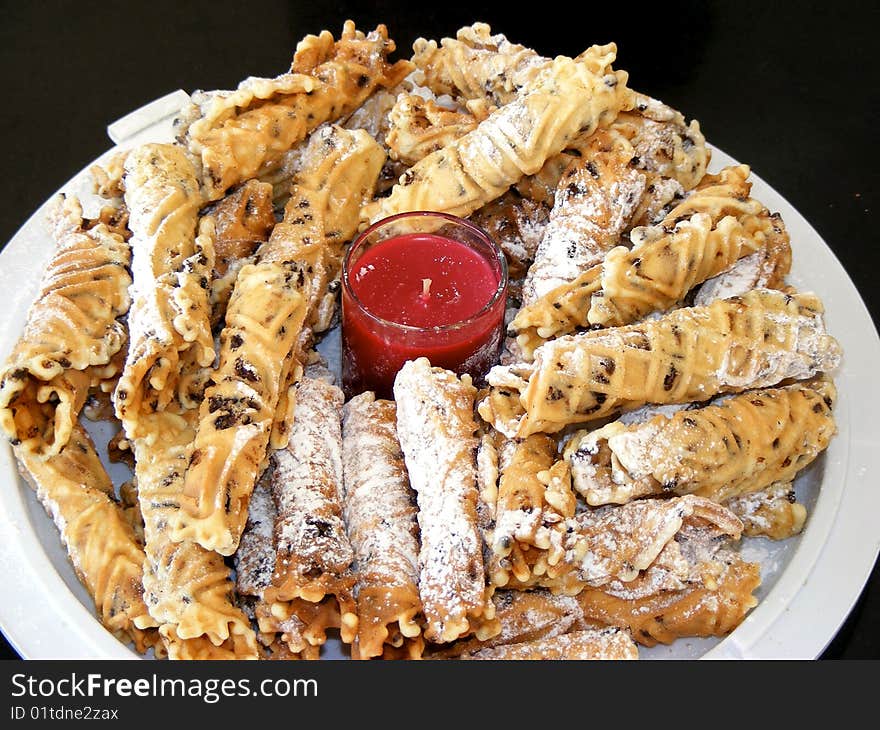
[{"x1": 0, "y1": 95, "x2": 878, "y2": 661}]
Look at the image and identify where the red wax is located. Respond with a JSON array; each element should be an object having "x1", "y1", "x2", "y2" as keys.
[{"x1": 342, "y1": 230, "x2": 506, "y2": 399}]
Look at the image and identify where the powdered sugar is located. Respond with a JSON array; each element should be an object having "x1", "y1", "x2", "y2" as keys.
[
  {"x1": 270, "y1": 376, "x2": 353, "y2": 582},
  {"x1": 694, "y1": 252, "x2": 763, "y2": 306},
  {"x1": 566, "y1": 498, "x2": 691, "y2": 586},
  {"x1": 460, "y1": 626, "x2": 638, "y2": 659},
  {"x1": 523, "y1": 162, "x2": 646, "y2": 304},
  {"x1": 234, "y1": 472, "x2": 277, "y2": 597},
  {"x1": 393, "y1": 358, "x2": 487, "y2": 642},
  {"x1": 341, "y1": 392, "x2": 420, "y2": 592},
  {"x1": 711, "y1": 292, "x2": 841, "y2": 389}
]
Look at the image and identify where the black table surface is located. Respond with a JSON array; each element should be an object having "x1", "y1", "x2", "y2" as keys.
[{"x1": 0, "y1": 1, "x2": 877, "y2": 661}]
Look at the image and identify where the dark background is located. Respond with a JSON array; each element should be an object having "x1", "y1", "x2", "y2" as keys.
[{"x1": 0, "y1": 1, "x2": 877, "y2": 660}]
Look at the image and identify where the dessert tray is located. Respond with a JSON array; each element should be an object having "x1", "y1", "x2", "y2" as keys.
[{"x1": 0, "y1": 22, "x2": 878, "y2": 660}]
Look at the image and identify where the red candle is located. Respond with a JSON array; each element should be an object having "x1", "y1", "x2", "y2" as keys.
[{"x1": 342, "y1": 211, "x2": 508, "y2": 400}]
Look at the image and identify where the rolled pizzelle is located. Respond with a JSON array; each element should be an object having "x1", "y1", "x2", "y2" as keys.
[
  {"x1": 457, "y1": 627, "x2": 639, "y2": 660},
  {"x1": 566, "y1": 378, "x2": 836, "y2": 506},
  {"x1": 427, "y1": 588, "x2": 582, "y2": 659},
  {"x1": 173, "y1": 126, "x2": 384, "y2": 556},
  {"x1": 285, "y1": 124, "x2": 388, "y2": 339},
  {"x1": 488, "y1": 433, "x2": 576, "y2": 589},
  {"x1": 588, "y1": 171, "x2": 786, "y2": 328},
  {"x1": 411, "y1": 22, "x2": 549, "y2": 107},
  {"x1": 201, "y1": 179, "x2": 276, "y2": 328},
  {"x1": 233, "y1": 470, "x2": 277, "y2": 603},
  {"x1": 410, "y1": 24, "x2": 706, "y2": 218},
  {"x1": 112, "y1": 142, "x2": 257, "y2": 659},
  {"x1": 611, "y1": 92, "x2": 710, "y2": 211},
  {"x1": 0, "y1": 195, "x2": 131, "y2": 457},
  {"x1": 479, "y1": 288, "x2": 842, "y2": 438},
  {"x1": 514, "y1": 90, "x2": 707, "y2": 214},
  {"x1": 341, "y1": 392, "x2": 423, "y2": 660},
  {"x1": 112, "y1": 143, "x2": 215, "y2": 436},
  {"x1": 386, "y1": 93, "x2": 484, "y2": 166},
  {"x1": 128, "y1": 415, "x2": 259, "y2": 660},
  {"x1": 546, "y1": 495, "x2": 744, "y2": 595},
  {"x1": 260, "y1": 375, "x2": 357, "y2": 658},
  {"x1": 362, "y1": 46, "x2": 633, "y2": 225},
  {"x1": 14, "y1": 424, "x2": 159, "y2": 654},
  {"x1": 393, "y1": 358, "x2": 497, "y2": 644},
  {"x1": 513, "y1": 96, "x2": 710, "y2": 347},
  {"x1": 176, "y1": 20, "x2": 411, "y2": 200},
  {"x1": 130, "y1": 409, "x2": 259, "y2": 659},
  {"x1": 573, "y1": 522, "x2": 761, "y2": 647},
  {"x1": 724, "y1": 481, "x2": 808, "y2": 540},
  {"x1": 173, "y1": 241, "x2": 311, "y2": 556},
  {"x1": 520, "y1": 128, "x2": 646, "y2": 306},
  {"x1": 693, "y1": 208, "x2": 793, "y2": 307},
  {"x1": 512, "y1": 165, "x2": 783, "y2": 353},
  {"x1": 442, "y1": 504, "x2": 758, "y2": 652}
]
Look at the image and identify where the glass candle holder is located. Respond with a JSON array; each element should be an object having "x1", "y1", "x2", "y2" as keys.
[{"x1": 341, "y1": 210, "x2": 508, "y2": 400}]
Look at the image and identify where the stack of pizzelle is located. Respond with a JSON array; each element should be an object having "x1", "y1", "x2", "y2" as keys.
[{"x1": 0, "y1": 20, "x2": 841, "y2": 661}]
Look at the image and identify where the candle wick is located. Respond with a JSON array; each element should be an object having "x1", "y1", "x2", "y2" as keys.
[{"x1": 421, "y1": 278, "x2": 432, "y2": 300}]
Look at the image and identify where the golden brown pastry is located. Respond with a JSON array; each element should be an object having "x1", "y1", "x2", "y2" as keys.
[
  {"x1": 724, "y1": 481, "x2": 808, "y2": 540},
  {"x1": 287, "y1": 124, "x2": 387, "y2": 337},
  {"x1": 520, "y1": 128, "x2": 645, "y2": 305},
  {"x1": 362, "y1": 46, "x2": 633, "y2": 225},
  {"x1": 511, "y1": 165, "x2": 781, "y2": 356},
  {"x1": 172, "y1": 234, "x2": 312, "y2": 555},
  {"x1": 457, "y1": 628, "x2": 639, "y2": 660},
  {"x1": 693, "y1": 219, "x2": 793, "y2": 306},
  {"x1": 440, "y1": 504, "x2": 757, "y2": 652},
  {"x1": 533, "y1": 495, "x2": 744, "y2": 595},
  {"x1": 201, "y1": 179, "x2": 276, "y2": 328},
  {"x1": 566, "y1": 378, "x2": 836, "y2": 506},
  {"x1": 427, "y1": 588, "x2": 582, "y2": 659},
  {"x1": 411, "y1": 49, "x2": 706, "y2": 213},
  {"x1": 574, "y1": 529, "x2": 761, "y2": 647},
  {"x1": 90, "y1": 150, "x2": 129, "y2": 200},
  {"x1": 514, "y1": 91, "x2": 707, "y2": 211},
  {"x1": 203, "y1": 179, "x2": 276, "y2": 276},
  {"x1": 254, "y1": 596, "x2": 338, "y2": 659},
  {"x1": 385, "y1": 61, "x2": 655, "y2": 221},
  {"x1": 341, "y1": 392, "x2": 423, "y2": 660},
  {"x1": 487, "y1": 434, "x2": 576, "y2": 589},
  {"x1": 130, "y1": 409, "x2": 259, "y2": 659},
  {"x1": 177, "y1": 21, "x2": 410, "y2": 200},
  {"x1": 260, "y1": 376, "x2": 357, "y2": 658},
  {"x1": 411, "y1": 22, "x2": 548, "y2": 106},
  {"x1": 614, "y1": 92, "x2": 710, "y2": 206},
  {"x1": 0, "y1": 195, "x2": 131, "y2": 457},
  {"x1": 386, "y1": 93, "x2": 483, "y2": 166},
  {"x1": 112, "y1": 143, "x2": 215, "y2": 436},
  {"x1": 393, "y1": 358, "x2": 497, "y2": 644},
  {"x1": 110, "y1": 142, "x2": 257, "y2": 658},
  {"x1": 479, "y1": 288, "x2": 842, "y2": 438},
  {"x1": 173, "y1": 126, "x2": 384, "y2": 556},
  {"x1": 14, "y1": 425, "x2": 159, "y2": 654},
  {"x1": 589, "y1": 169, "x2": 785, "y2": 328}
]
